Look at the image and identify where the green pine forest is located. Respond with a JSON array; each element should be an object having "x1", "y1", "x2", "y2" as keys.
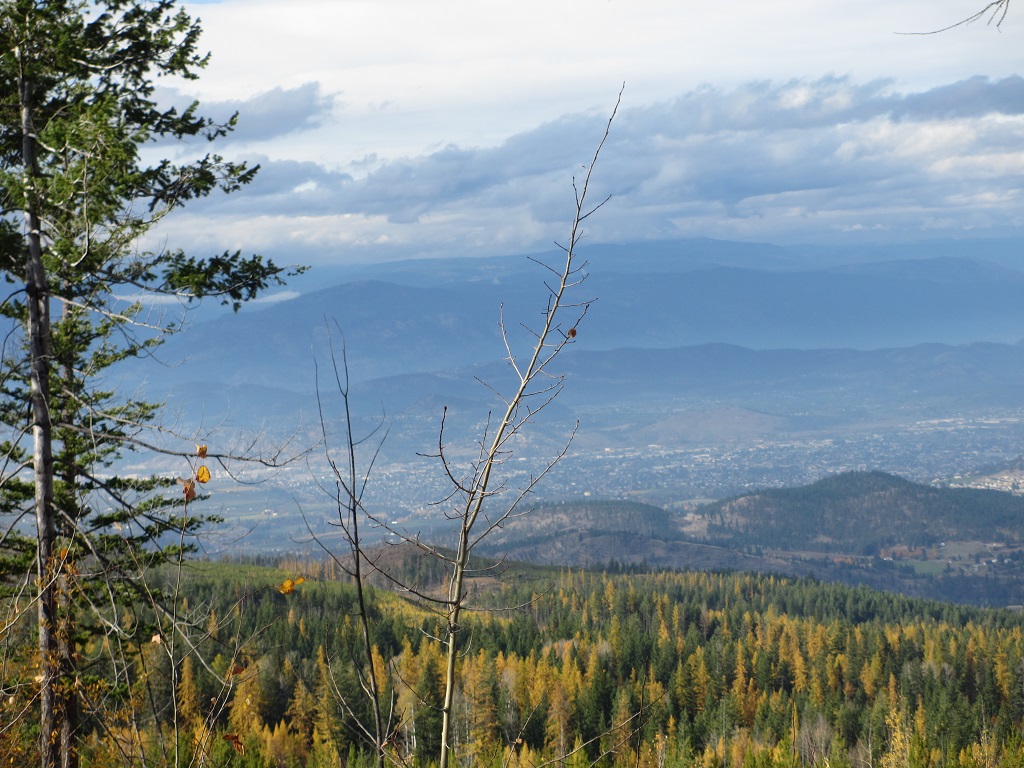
[{"x1": 7, "y1": 553, "x2": 1024, "y2": 768}]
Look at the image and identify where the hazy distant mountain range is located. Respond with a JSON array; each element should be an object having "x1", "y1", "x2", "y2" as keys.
[{"x1": 122, "y1": 236, "x2": 1024, "y2": 453}]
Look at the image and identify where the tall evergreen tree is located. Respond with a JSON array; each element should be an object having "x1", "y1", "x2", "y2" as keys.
[
  {"x1": 414, "y1": 652, "x2": 444, "y2": 766},
  {"x1": 0, "y1": 2, "x2": 300, "y2": 765}
]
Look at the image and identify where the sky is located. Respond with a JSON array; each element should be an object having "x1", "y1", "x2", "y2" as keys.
[{"x1": 158, "y1": 0, "x2": 1024, "y2": 266}]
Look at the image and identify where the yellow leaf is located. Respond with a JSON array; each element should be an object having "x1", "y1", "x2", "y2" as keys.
[
  {"x1": 277, "y1": 576, "x2": 306, "y2": 595},
  {"x1": 196, "y1": 444, "x2": 208, "y2": 459},
  {"x1": 196, "y1": 465, "x2": 211, "y2": 484}
]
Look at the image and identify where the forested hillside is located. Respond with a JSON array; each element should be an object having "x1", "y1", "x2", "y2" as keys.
[
  {"x1": 699, "y1": 471, "x2": 1024, "y2": 552},
  {"x1": 466, "y1": 476, "x2": 1024, "y2": 606},
  {"x1": 5, "y1": 558, "x2": 1024, "y2": 767}
]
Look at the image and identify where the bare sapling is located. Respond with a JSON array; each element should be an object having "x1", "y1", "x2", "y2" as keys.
[
  {"x1": 303, "y1": 87, "x2": 623, "y2": 768},
  {"x1": 427, "y1": 88, "x2": 622, "y2": 768},
  {"x1": 302, "y1": 323, "x2": 393, "y2": 768}
]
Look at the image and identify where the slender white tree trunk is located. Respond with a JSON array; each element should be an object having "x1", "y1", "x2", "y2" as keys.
[{"x1": 20, "y1": 69, "x2": 60, "y2": 768}]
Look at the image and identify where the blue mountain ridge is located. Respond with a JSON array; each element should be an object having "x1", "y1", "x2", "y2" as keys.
[{"x1": 111, "y1": 237, "x2": 1024, "y2": 455}]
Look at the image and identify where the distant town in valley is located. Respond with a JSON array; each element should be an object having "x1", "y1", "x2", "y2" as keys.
[{"x1": 200, "y1": 401, "x2": 1024, "y2": 554}]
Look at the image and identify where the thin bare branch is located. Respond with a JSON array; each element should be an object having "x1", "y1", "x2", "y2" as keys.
[{"x1": 897, "y1": 0, "x2": 1011, "y2": 34}]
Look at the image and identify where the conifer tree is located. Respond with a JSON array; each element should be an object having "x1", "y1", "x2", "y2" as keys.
[
  {"x1": 0, "y1": 1, "x2": 300, "y2": 765},
  {"x1": 414, "y1": 653, "x2": 444, "y2": 765}
]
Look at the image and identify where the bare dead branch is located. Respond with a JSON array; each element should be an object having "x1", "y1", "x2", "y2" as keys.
[{"x1": 897, "y1": 0, "x2": 1011, "y2": 34}]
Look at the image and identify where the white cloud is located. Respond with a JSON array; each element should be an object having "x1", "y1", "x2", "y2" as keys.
[
  {"x1": 152, "y1": 76, "x2": 1024, "y2": 263},
  {"x1": 159, "y1": 0, "x2": 1024, "y2": 262},
  {"x1": 180, "y1": 0, "x2": 1021, "y2": 165}
]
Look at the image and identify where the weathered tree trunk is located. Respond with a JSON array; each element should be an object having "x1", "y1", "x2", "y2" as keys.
[
  {"x1": 57, "y1": 302, "x2": 80, "y2": 768},
  {"x1": 20, "y1": 70, "x2": 60, "y2": 768},
  {"x1": 439, "y1": 538, "x2": 467, "y2": 768}
]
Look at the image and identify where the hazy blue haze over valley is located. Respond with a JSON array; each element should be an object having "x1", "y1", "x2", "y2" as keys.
[
  {"x1": 116, "y1": 0, "x2": 1024, "y2": 566},
  {"x1": 115, "y1": 237, "x2": 1024, "y2": 558}
]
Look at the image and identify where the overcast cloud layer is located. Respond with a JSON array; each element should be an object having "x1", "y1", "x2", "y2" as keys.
[{"x1": 157, "y1": 0, "x2": 1024, "y2": 265}]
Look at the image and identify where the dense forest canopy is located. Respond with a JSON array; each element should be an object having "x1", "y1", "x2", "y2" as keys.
[{"x1": 5, "y1": 557, "x2": 1020, "y2": 767}]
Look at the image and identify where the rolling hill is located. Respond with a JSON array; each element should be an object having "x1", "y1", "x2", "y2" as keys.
[
  {"x1": 469, "y1": 472, "x2": 1024, "y2": 605},
  {"x1": 696, "y1": 470, "x2": 1024, "y2": 552}
]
